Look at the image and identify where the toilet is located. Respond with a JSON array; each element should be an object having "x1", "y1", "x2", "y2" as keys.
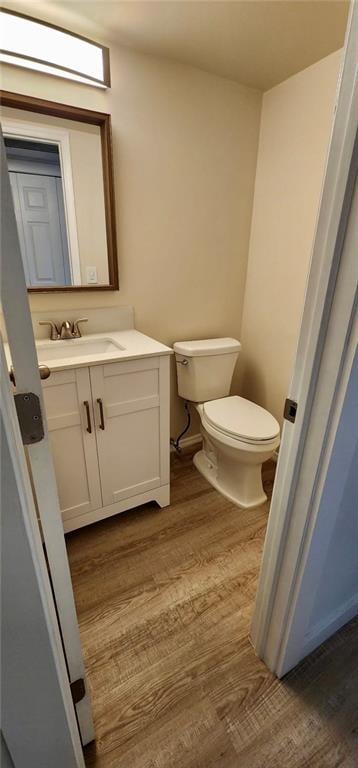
[{"x1": 173, "y1": 338, "x2": 280, "y2": 508}]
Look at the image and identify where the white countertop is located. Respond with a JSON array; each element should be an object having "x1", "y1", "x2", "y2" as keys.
[{"x1": 5, "y1": 330, "x2": 173, "y2": 373}]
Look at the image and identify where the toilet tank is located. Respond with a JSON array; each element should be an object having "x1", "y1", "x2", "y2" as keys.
[{"x1": 173, "y1": 338, "x2": 241, "y2": 403}]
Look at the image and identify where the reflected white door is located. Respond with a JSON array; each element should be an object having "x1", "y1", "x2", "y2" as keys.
[{"x1": 9, "y1": 171, "x2": 71, "y2": 286}]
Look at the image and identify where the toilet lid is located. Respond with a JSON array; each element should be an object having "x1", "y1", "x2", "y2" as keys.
[{"x1": 203, "y1": 396, "x2": 280, "y2": 443}]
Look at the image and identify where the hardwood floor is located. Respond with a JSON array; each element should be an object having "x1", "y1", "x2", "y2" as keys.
[{"x1": 66, "y1": 447, "x2": 358, "y2": 768}]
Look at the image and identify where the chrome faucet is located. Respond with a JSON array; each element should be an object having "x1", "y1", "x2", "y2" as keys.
[{"x1": 39, "y1": 318, "x2": 88, "y2": 340}]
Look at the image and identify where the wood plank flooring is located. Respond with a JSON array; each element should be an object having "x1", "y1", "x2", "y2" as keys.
[{"x1": 66, "y1": 447, "x2": 358, "y2": 768}]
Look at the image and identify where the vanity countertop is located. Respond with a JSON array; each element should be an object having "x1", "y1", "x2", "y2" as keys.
[{"x1": 5, "y1": 329, "x2": 173, "y2": 373}]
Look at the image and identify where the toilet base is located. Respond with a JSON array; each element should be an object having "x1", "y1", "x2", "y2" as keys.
[{"x1": 193, "y1": 448, "x2": 268, "y2": 509}]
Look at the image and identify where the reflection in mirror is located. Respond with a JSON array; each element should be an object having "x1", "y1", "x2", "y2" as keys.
[
  {"x1": 1, "y1": 96, "x2": 118, "y2": 291},
  {"x1": 5, "y1": 136, "x2": 73, "y2": 287}
]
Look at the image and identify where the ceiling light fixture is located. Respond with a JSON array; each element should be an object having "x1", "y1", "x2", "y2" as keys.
[{"x1": 0, "y1": 8, "x2": 110, "y2": 88}]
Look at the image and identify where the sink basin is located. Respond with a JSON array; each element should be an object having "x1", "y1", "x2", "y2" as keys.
[{"x1": 36, "y1": 337, "x2": 125, "y2": 363}]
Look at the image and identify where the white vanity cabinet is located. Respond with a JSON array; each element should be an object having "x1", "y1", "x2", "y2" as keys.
[{"x1": 42, "y1": 355, "x2": 170, "y2": 532}]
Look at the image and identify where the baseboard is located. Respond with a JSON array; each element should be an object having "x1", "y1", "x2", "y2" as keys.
[
  {"x1": 170, "y1": 433, "x2": 202, "y2": 452},
  {"x1": 303, "y1": 594, "x2": 358, "y2": 658}
]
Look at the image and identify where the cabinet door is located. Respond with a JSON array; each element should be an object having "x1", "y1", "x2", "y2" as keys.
[
  {"x1": 90, "y1": 358, "x2": 163, "y2": 508},
  {"x1": 42, "y1": 368, "x2": 102, "y2": 524}
]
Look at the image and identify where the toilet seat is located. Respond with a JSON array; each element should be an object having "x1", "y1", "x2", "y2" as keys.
[{"x1": 203, "y1": 396, "x2": 280, "y2": 445}]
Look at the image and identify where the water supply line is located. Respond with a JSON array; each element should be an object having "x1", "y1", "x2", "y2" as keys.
[{"x1": 170, "y1": 401, "x2": 191, "y2": 453}]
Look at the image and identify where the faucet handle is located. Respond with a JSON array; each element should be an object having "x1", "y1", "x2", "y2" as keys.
[
  {"x1": 39, "y1": 320, "x2": 60, "y2": 340},
  {"x1": 72, "y1": 317, "x2": 88, "y2": 338}
]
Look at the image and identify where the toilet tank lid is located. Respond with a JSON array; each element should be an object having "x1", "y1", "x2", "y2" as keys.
[{"x1": 173, "y1": 338, "x2": 241, "y2": 357}]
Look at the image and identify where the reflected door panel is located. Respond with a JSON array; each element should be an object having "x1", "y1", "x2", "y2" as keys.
[{"x1": 9, "y1": 171, "x2": 71, "y2": 287}]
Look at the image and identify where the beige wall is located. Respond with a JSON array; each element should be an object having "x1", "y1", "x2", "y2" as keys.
[
  {"x1": 238, "y1": 50, "x2": 341, "y2": 425},
  {"x1": 1, "y1": 43, "x2": 341, "y2": 436},
  {"x1": 0, "y1": 45, "x2": 262, "y2": 436}
]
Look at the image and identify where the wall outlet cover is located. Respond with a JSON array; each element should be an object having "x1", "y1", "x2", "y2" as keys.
[{"x1": 86, "y1": 266, "x2": 98, "y2": 284}]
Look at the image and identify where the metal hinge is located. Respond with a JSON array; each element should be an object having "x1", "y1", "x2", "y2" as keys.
[
  {"x1": 14, "y1": 392, "x2": 45, "y2": 445},
  {"x1": 284, "y1": 398, "x2": 298, "y2": 424},
  {"x1": 70, "y1": 678, "x2": 86, "y2": 705}
]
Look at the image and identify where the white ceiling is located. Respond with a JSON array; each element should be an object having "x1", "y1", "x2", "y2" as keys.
[{"x1": 3, "y1": 0, "x2": 349, "y2": 90}]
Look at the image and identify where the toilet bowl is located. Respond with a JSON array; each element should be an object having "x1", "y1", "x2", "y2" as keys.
[
  {"x1": 173, "y1": 338, "x2": 280, "y2": 509},
  {"x1": 195, "y1": 396, "x2": 280, "y2": 508}
]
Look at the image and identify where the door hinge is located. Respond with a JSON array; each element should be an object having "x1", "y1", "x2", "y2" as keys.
[
  {"x1": 14, "y1": 392, "x2": 45, "y2": 444},
  {"x1": 70, "y1": 678, "x2": 86, "y2": 705},
  {"x1": 284, "y1": 398, "x2": 298, "y2": 423}
]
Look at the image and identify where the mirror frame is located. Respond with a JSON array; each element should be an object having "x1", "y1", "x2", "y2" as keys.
[{"x1": 0, "y1": 90, "x2": 119, "y2": 292}]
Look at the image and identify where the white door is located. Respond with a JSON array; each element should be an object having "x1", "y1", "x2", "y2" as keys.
[
  {"x1": 42, "y1": 367, "x2": 102, "y2": 524},
  {"x1": 1, "y1": 342, "x2": 85, "y2": 768},
  {"x1": 8, "y1": 172, "x2": 30, "y2": 283},
  {"x1": 1, "y1": 133, "x2": 94, "y2": 744},
  {"x1": 90, "y1": 358, "x2": 162, "y2": 507},
  {"x1": 9, "y1": 171, "x2": 71, "y2": 286}
]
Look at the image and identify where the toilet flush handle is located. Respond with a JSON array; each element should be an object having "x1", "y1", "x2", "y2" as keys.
[{"x1": 177, "y1": 358, "x2": 189, "y2": 366}]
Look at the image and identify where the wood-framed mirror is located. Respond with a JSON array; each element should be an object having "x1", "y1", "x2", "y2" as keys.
[{"x1": 0, "y1": 90, "x2": 119, "y2": 292}]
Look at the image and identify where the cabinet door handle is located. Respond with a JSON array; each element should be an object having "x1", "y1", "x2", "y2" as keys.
[
  {"x1": 97, "y1": 398, "x2": 105, "y2": 430},
  {"x1": 84, "y1": 401, "x2": 92, "y2": 433}
]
